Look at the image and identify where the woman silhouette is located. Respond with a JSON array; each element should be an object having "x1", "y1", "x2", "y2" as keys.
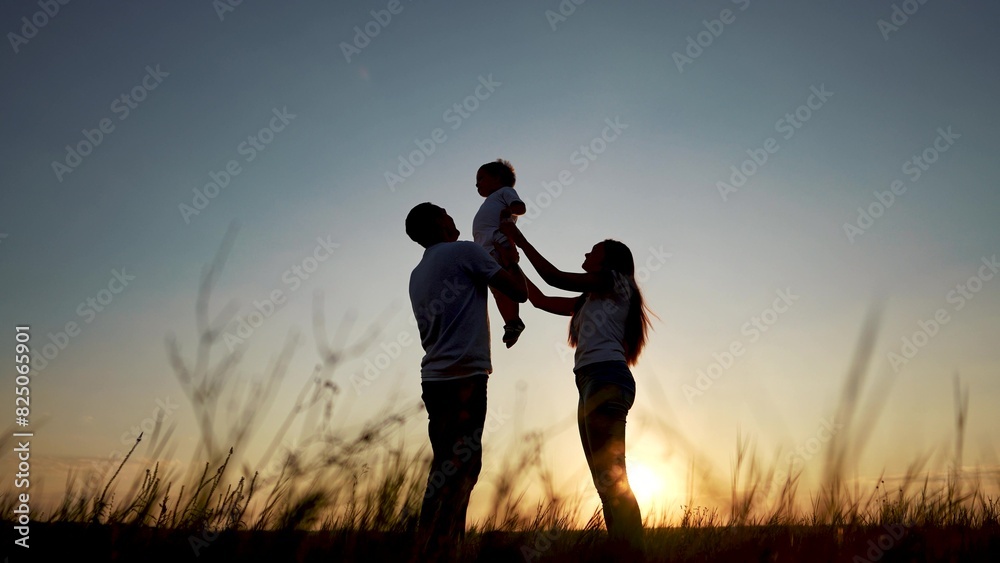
[{"x1": 500, "y1": 222, "x2": 652, "y2": 553}]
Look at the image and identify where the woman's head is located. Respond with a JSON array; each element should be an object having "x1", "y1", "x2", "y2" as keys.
[{"x1": 582, "y1": 239, "x2": 635, "y2": 276}]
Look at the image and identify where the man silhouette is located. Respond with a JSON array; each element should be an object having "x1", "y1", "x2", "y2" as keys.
[{"x1": 405, "y1": 202, "x2": 527, "y2": 552}]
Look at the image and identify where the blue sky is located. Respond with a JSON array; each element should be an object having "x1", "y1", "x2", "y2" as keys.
[{"x1": 2, "y1": 0, "x2": 999, "y2": 518}]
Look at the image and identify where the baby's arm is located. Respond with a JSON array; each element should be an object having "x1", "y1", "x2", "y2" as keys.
[{"x1": 503, "y1": 187, "x2": 527, "y2": 216}]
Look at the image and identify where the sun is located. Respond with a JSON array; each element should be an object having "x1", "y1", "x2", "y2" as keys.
[{"x1": 627, "y1": 461, "x2": 665, "y2": 505}]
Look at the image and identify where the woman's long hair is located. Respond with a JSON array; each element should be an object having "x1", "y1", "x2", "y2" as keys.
[{"x1": 567, "y1": 239, "x2": 653, "y2": 366}]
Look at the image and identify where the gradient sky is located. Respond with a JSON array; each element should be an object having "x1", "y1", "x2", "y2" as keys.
[{"x1": 2, "y1": 1, "x2": 999, "y2": 520}]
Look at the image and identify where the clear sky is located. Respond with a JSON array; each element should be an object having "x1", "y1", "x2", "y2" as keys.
[{"x1": 2, "y1": 1, "x2": 999, "y2": 521}]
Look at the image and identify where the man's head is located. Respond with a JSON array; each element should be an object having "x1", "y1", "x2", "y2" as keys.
[
  {"x1": 476, "y1": 158, "x2": 516, "y2": 197},
  {"x1": 406, "y1": 203, "x2": 460, "y2": 248}
]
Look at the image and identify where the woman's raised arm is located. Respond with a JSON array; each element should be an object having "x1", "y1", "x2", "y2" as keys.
[{"x1": 501, "y1": 223, "x2": 610, "y2": 294}]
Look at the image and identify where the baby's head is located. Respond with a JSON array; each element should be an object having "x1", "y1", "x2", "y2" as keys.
[{"x1": 476, "y1": 158, "x2": 516, "y2": 197}]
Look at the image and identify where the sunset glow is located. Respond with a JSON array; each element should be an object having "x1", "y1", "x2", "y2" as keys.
[{"x1": 2, "y1": 2, "x2": 999, "y2": 560}]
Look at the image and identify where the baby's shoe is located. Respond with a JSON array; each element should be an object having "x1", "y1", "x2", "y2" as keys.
[{"x1": 502, "y1": 318, "x2": 525, "y2": 348}]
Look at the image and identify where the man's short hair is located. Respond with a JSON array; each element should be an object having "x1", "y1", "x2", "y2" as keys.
[
  {"x1": 406, "y1": 202, "x2": 443, "y2": 248},
  {"x1": 479, "y1": 158, "x2": 516, "y2": 187}
]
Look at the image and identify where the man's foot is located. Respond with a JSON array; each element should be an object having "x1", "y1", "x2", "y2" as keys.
[{"x1": 502, "y1": 319, "x2": 525, "y2": 348}]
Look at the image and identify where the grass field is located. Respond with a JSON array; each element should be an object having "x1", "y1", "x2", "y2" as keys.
[
  {"x1": 3, "y1": 230, "x2": 998, "y2": 562},
  {"x1": 4, "y1": 339, "x2": 996, "y2": 562},
  {"x1": 3, "y1": 521, "x2": 999, "y2": 562}
]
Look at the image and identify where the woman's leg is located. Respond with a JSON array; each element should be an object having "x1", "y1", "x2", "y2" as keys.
[{"x1": 577, "y1": 368, "x2": 643, "y2": 550}]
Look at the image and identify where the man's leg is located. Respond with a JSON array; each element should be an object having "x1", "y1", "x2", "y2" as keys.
[
  {"x1": 419, "y1": 375, "x2": 488, "y2": 547},
  {"x1": 449, "y1": 375, "x2": 487, "y2": 538}
]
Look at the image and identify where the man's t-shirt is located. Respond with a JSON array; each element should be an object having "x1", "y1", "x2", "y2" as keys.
[{"x1": 409, "y1": 241, "x2": 503, "y2": 381}]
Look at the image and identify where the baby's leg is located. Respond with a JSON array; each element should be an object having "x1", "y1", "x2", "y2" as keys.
[
  {"x1": 491, "y1": 282, "x2": 524, "y2": 348},
  {"x1": 489, "y1": 239, "x2": 525, "y2": 347},
  {"x1": 491, "y1": 285, "x2": 518, "y2": 325}
]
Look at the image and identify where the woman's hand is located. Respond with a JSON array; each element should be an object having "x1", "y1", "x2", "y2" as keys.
[
  {"x1": 498, "y1": 220, "x2": 521, "y2": 245},
  {"x1": 493, "y1": 238, "x2": 519, "y2": 269},
  {"x1": 511, "y1": 227, "x2": 611, "y2": 294},
  {"x1": 525, "y1": 275, "x2": 578, "y2": 316}
]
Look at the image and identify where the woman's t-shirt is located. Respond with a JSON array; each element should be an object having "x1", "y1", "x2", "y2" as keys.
[{"x1": 572, "y1": 271, "x2": 632, "y2": 369}]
